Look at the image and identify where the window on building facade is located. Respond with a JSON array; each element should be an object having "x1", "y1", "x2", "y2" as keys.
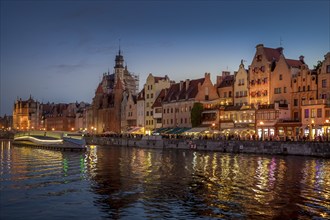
[
  {"x1": 171, "y1": 119, "x2": 173, "y2": 124},
  {"x1": 151, "y1": 93, "x2": 153, "y2": 98},
  {"x1": 321, "y1": 94, "x2": 327, "y2": 99},
  {"x1": 304, "y1": 109, "x2": 309, "y2": 118},
  {"x1": 224, "y1": 92, "x2": 227, "y2": 98},
  {"x1": 150, "y1": 85, "x2": 153, "y2": 90},
  {"x1": 163, "y1": 119, "x2": 166, "y2": 125},
  {"x1": 146, "y1": 111, "x2": 149, "y2": 116},
  {"x1": 298, "y1": 86, "x2": 301, "y2": 92},
  {"x1": 322, "y1": 79, "x2": 327, "y2": 88},
  {"x1": 181, "y1": 118, "x2": 183, "y2": 124},
  {"x1": 284, "y1": 87, "x2": 287, "y2": 93},
  {"x1": 326, "y1": 110, "x2": 330, "y2": 117},
  {"x1": 147, "y1": 94, "x2": 149, "y2": 99},
  {"x1": 229, "y1": 91, "x2": 232, "y2": 97},
  {"x1": 171, "y1": 108, "x2": 173, "y2": 113},
  {"x1": 294, "y1": 112, "x2": 299, "y2": 120},
  {"x1": 164, "y1": 109, "x2": 166, "y2": 114},
  {"x1": 167, "y1": 108, "x2": 169, "y2": 113},
  {"x1": 274, "y1": 88, "x2": 281, "y2": 94},
  {"x1": 279, "y1": 74, "x2": 282, "y2": 80},
  {"x1": 311, "y1": 109, "x2": 316, "y2": 118},
  {"x1": 307, "y1": 85, "x2": 310, "y2": 91},
  {"x1": 257, "y1": 55, "x2": 262, "y2": 62},
  {"x1": 317, "y1": 108, "x2": 322, "y2": 118},
  {"x1": 327, "y1": 65, "x2": 330, "y2": 73},
  {"x1": 303, "y1": 86, "x2": 305, "y2": 92},
  {"x1": 185, "y1": 118, "x2": 187, "y2": 123},
  {"x1": 205, "y1": 95, "x2": 209, "y2": 100}
]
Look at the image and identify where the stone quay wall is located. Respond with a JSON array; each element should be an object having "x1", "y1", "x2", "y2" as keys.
[{"x1": 86, "y1": 137, "x2": 330, "y2": 158}]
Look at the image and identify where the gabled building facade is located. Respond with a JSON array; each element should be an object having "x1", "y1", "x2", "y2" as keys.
[
  {"x1": 234, "y1": 61, "x2": 249, "y2": 106},
  {"x1": 249, "y1": 44, "x2": 283, "y2": 105},
  {"x1": 217, "y1": 71, "x2": 234, "y2": 106},
  {"x1": 144, "y1": 74, "x2": 172, "y2": 134},
  {"x1": 136, "y1": 88, "x2": 145, "y2": 133},
  {"x1": 162, "y1": 73, "x2": 219, "y2": 128},
  {"x1": 13, "y1": 96, "x2": 41, "y2": 130}
]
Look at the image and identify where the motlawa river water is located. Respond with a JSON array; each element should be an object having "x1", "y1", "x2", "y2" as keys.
[{"x1": 1, "y1": 140, "x2": 329, "y2": 219}]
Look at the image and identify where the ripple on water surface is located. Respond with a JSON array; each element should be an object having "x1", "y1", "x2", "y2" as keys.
[{"x1": 1, "y1": 142, "x2": 330, "y2": 219}]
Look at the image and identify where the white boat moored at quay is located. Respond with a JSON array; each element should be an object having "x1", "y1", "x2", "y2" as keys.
[{"x1": 13, "y1": 131, "x2": 86, "y2": 151}]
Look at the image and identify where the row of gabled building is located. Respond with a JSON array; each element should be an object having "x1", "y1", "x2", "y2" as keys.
[
  {"x1": 11, "y1": 44, "x2": 330, "y2": 141},
  {"x1": 12, "y1": 96, "x2": 89, "y2": 132},
  {"x1": 105, "y1": 44, "x2": 330, "y2": 141}
]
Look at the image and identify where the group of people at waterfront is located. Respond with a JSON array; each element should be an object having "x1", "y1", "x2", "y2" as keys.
[{"x1": 86, "y1": 132, "x2": 329, "y2": 142}]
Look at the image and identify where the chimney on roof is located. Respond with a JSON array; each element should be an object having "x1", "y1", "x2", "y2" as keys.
[
  {"x1": 185, "y1": 79, "x2": 190, "y2": 91},
  {"x1": 216, "y1": 75, "x2": 222, "y2": 87},
  {"x1": 256, "y1": 44, "x2": 264, "y2": 49},
  {"x1": 299, "y1": 55, "x2": 305, "y2": 64}
]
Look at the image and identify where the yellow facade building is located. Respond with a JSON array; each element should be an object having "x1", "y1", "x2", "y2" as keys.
[{"x1": 144, "y1": 73, "x2": 171, "y2": 134}]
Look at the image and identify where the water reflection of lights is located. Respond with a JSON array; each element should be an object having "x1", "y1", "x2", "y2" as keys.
[
  {"x1": 87, "y1": 145, "x2": 98, "y2": 177},
  {"x1": 254, "y1": 157, "x2": 273, "y2": 204}
]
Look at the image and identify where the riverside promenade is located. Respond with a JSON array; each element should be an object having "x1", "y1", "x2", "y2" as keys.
[{"x1": 86, "y1": 136, "x2": 330, "y2": 158}]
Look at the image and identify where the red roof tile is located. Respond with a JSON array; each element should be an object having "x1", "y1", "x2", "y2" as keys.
[
  {"x1": 137, "y1": 88, "x2": 145, "y2": 101},
  {"x1": 164, "y1": 78, "x2": 205, "y2": 102},
  {"x1": 95, "y1": 83, "x2": 103, "y2": 94},
  {"x1": 218, "y1": 75, "x2": 234, "y2": 88},
  {"x1": 152, "y1": 89, "x2": 167, "y2": 108},
  {"x1": 286, "y1": 59, "x2": 303, "y2": 68},
  {"x1": 263, "y1": 47, "x2": 283, "y2": 62}
]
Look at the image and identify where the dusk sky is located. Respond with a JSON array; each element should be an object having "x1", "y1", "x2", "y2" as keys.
[{"x1": 1, "y1": 0, "x2": 329, "y2": 116}]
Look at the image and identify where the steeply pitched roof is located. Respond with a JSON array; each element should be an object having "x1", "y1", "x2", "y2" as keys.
[
  {"x1": 137, "y1": 88, "x2": 145, "y2": 101},
  {"x1": 164, "y1": 78, "x2": 205, "y2": 102},
  {"x1": 218, "y1": 75, "x2": 234, "y2": 88},
  {"x1": 95, "y1": 83, "x2": 103, "y2": 94},
  {"x1": 152, "y1": 89, "x2": 167, "y2": 108},
  {"x1": 286, "y1": 59, "x2": 303, "y2": 68},
  {"x1": 263, "y1": 47, "x2": 283, "y2": 62}
]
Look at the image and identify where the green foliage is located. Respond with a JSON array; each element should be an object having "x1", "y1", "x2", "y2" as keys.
[
  {"x1": 191, "y1": 102, "x2": 203, "y2": 127},
  {"x1": 313, "y1": 60, "x2": 322, "y2": 70}
]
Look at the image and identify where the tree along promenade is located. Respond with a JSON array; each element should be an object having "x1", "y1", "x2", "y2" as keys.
[{"x1": 86, "y1": 136, "x2": 330, "y2": 158}]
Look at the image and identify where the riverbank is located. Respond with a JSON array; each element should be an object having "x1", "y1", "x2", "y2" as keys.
[{"x1": 86, "y1": 136, "x2": 330, "y2": 158}]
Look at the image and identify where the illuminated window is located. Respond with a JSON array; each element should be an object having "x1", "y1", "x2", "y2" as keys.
[{"x1": 311, "y1": 109, "x2": 316, "y2": 118}]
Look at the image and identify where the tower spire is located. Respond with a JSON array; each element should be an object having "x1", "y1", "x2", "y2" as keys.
[{"x1": 119, "y1": 38, "x2": 121, "y2": 55}]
